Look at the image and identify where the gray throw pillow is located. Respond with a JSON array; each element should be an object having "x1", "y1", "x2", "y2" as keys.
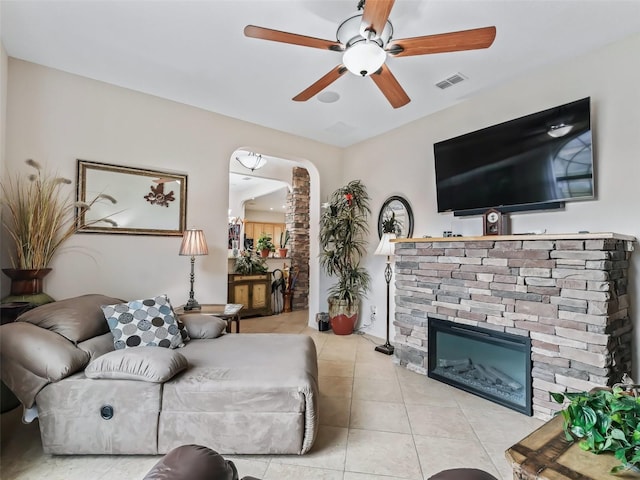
[
  {"x1": 180, "y1": 315, "x2": 228, "y2": 339},
  {"x1": 85, "y1": 348, "x2": 188, "y2": 383}
]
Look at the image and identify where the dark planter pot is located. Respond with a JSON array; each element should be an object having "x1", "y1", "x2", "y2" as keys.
[
  {"x1": 260, "y1": 249, "x2": 270, "y2": 258},
  {"x1": 2, "y1": 268, "x2": 55, "y2": 305},
  {"x1": 328, "y1": 298, "x2": 359, "y2": 335}
]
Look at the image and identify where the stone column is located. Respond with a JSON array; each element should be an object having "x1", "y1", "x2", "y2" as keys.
[{"x1": 286, "y1": 167, "x2": 310, "y2": 310}]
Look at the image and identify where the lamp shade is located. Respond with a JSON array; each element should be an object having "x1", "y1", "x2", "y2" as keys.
[
  {"x1": 343, "y1": 41, "x2": 387, "y2": 77},
  {"x1": 374, "y1": 233, "x2": 396, "y2": 257},
  {"x1": 179, "y1": 229, "x2": 209, "y2": 256}
]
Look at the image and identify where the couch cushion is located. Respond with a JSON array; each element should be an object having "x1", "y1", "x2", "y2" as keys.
[
  {"x1": 180, "y1": 315, "x2": 227, "y2": 339},
  {"x1": 0, "y1": 321, "x2": 90, "y2": 408},
  {"x1": 101, "y1": 294, "x2": 188, "y2": 350},
  {"x1": 143, "y1": 445, "x2": 239, "y2": 480},
  {"x1": 159, "y1": 334, "x2": 319, "y2": 454},
  {"x1": 85, "y1": 348, "x2": 188, "y2": 382},
  {"x1": 17, "y1": 294, "x2": 125, "y2": 343}
]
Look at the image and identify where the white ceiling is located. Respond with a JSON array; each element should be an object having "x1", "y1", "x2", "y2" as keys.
[{"x1": 2, "y1": 1, "x2": 640, "y2": 148}]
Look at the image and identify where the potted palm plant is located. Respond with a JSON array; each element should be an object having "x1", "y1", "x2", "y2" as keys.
[
  {"x1": 1, "y1": 159, "x2": 117, "y2": 303},
  {"x1": 319, "y1": 180, "x2": 371, "y2": 335}
]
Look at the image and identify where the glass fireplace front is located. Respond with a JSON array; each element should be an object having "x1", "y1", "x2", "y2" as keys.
[{"x1": 428, "y1": 317, "x2": 532, "y2": 415}]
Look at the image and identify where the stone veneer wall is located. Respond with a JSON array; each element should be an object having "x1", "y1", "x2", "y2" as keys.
[
  {"x1": 285, "y1": 167, "x2": 310, "y2": 310},
  {"x1": 393, "y1": 234, "x2": 635, "y2": 419}
]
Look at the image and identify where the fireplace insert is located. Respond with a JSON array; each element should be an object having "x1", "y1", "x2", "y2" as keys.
[{"x1": 428, "y1": 317, "x2": 532, "y2": 415}]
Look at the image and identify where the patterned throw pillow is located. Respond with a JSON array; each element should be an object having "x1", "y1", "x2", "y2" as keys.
[{"x1": 101, "y1": 294, "x2": 189, "y2": 350}]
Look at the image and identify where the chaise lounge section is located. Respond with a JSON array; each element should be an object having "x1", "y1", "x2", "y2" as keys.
[{"x1": 0, "y1": 294, "x2": 319, "y2": 455}]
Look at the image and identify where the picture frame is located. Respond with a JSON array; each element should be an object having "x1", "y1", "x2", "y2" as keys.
[{"x1": 76, "y1": 159, "x2": 187, "y2": 236}]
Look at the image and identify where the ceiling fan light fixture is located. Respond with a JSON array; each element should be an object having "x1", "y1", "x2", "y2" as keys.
[
  {"x1": 236, "y1": 152, "x2": 267, "y2": 171},
  {"x1": 343, "y1": 41, "x2": 387, "y2": 77},
  {"x1": 547, "y1": 123, "x2": 573, "y2": 138}
]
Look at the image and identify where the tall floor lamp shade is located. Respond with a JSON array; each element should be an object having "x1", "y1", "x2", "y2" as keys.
[
  {"x1": 374, "y1": 232, "x2": 396, "y2": 355},
  {"x1": 179, "y1": 229, "x2": 209, "y2": 311}
]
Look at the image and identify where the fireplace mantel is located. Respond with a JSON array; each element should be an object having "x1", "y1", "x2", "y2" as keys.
[
  {"x1": 394, "y1": 232, "x2": 636, "y2": 243},
  {"x1": 392, "y1": 232, "x2": 635, "y2": 420}
]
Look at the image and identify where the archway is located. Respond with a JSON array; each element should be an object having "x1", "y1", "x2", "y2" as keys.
[{"x1": 228, "y1": 148, "x2": 320, "y2": 327}]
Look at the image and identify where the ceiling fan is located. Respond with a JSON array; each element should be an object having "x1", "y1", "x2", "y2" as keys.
[{"x1": 244, "y1": 0, "x2": 496, "y2": 109}]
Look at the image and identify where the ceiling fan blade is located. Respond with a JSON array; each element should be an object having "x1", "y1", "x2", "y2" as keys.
[
  {"x1": 293, "y1": 65, "x2": 348, "y2": 102},
  {"x1": 361, "y1": 0, "x2": 395, "y2": 38},
  {"x1": 244, "y1": 25, "x2": 343, "y2": 52},
  {"x1": 387, "y1": 26, "x2": 496, "y2": 57},
  {"x1": 371, "y1": 64, "x2": 410, "y2": 109}
]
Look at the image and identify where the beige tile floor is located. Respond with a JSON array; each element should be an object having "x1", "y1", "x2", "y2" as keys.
[{"x1": 0, "y1": 310, "x2": 543, "y2": 480}]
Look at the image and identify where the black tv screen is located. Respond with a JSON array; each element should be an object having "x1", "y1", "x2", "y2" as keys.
[{"x1": 434, "y1": 97, "x2": 594, "y2": 215}]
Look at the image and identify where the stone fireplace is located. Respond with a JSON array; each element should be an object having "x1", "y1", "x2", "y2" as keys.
[{"x1": 392, "y1": 233, "x2": 635, "y2": 420}]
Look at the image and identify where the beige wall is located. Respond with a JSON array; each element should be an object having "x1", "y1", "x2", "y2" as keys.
[
  {"x1": 345, "y1": 32, "x2": 640, "y2": 377},
  {"x1": 2, "y1": 59, "x2": 344, "y2": 319}
]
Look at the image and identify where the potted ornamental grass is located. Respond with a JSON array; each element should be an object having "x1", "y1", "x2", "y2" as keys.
[
  {"x1": 1, "y1": 159, "x2": 117, "y2": 303},
  {"x1": 319, "y1": 180, "x2": 371, "y2": 335}
]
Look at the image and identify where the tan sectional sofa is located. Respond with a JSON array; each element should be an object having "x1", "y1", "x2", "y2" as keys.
[{"x1": 0, "y1": 294, "x2": 319, "y2": 455}]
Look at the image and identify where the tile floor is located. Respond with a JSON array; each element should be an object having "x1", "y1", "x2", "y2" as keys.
[{"x1": 0, "y1": 310, "x2": 544, "y2": 480}]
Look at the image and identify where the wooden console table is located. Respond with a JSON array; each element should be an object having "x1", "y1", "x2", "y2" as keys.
[{"x1": 505, "y1": 415, "x2": 638, "y2": 480}]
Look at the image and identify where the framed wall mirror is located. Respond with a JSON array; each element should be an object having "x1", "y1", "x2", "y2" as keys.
[
  {"x1": 76, "y1": 160, "x2": 187, "y2": 236},
  {"x1": 378, "y1": 195, "x2": 414, "y2": 239}
]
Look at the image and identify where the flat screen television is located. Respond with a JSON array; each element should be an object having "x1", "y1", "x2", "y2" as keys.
[{"x1": 434, "y1": 97, "x2": 594, "y2": 216}]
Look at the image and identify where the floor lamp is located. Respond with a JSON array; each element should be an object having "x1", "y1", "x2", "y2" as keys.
[
  {"x1": 179, "y1": 228, "x2": 209, "y2": 311},
  {"x1": 374, "y1": 232, "x2": 396, "y2": 355}
]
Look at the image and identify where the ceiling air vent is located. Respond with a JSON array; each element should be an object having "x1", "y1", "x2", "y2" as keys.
[{"x1": 435, "y1": 73, "x2": 467, "y2": 90}]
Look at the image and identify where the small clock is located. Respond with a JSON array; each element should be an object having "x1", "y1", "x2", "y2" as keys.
[{"x1": 483, "y1": 208, "x2": 505, "y2": 236}]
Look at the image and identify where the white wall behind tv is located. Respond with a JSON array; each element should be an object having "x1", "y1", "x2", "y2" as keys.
[{"x1": 345, "y1": 32, "x2": 640, "y2": 378}]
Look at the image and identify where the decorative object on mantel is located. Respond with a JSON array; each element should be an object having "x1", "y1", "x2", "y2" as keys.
[
  {"x1": 179, "y1": 228, "x2": 209, "y2": 311},
  {"x1": 278, "y1": 230, "x2": 290, "y2": 258},
  {"x1": 551, "y1": 379, "x2": 640, "y2": 474},
  {"x1": 1, "y1": 159, "x2": 117, "y2": 304},
  {"x1": 319, "y1": 180, "x2": 371, "y2": 335},
  {"x1": 377, "y1": 195, "x2": 414, "y2": 239},
  {"x1": 374, "y1": 231, "x2": 396, "y2": 355},
  {"x1": 482, "y1": 208, "x2": 507, "y2": 235}
]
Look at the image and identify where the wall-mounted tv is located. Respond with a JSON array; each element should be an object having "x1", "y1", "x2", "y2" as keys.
[{"x1": 434, "y1": 97, "x2": 594, "y2": 216}]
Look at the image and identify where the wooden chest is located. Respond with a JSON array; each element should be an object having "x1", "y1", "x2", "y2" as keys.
[{"x1": 505, "y1": 415, "x2": 639, "y2": 480}]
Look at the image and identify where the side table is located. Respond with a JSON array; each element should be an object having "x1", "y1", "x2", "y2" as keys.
[
  {"x1": 175, "y1": 304, "x2": 244, "y2": 333},
  {"x1": 506, "y1": 414, "x2": 625, "y2": 480}
]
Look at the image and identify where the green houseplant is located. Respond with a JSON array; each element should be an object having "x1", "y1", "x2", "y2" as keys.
[
  {"x1": 1, "y1": 159, "x2": 116, "y2": 302},
  {"x1": 319, "y1": 180, "x2": 371, "y2": 335},
  {"x1": 552, "y1": 387, "x2": 640, "y2": 473},
  {"x1": 232, "y1": 249, "x2": 268, "y2": 274},
  {"x1": 278, "y1": 229, "x2": 290, "y2": 258},
  {"x1": 255, "y1": 233, "x2": 275, "y2": 258}
]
